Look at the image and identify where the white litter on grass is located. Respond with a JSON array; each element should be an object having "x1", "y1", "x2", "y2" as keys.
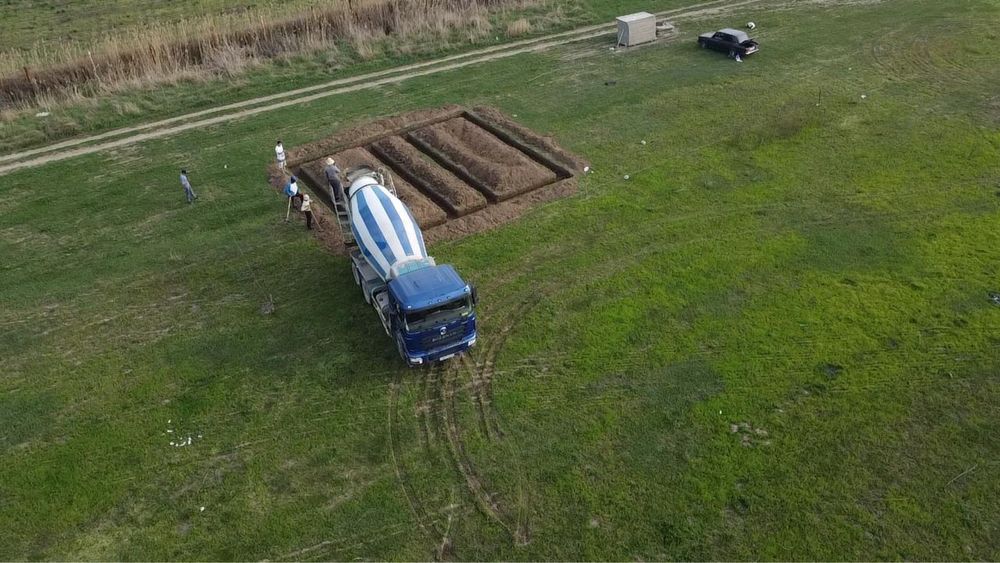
[
  {"x1": 224, "y1": 164, "x2": 228, "y2": 169},
  {"x1": 35, "y1": 111, "x2": 50, "y2": 117},
  {"x1": 640, "y1": 140, "x2": 647, "y2": 145},
  {"x1": 623, "y1": 174, "x2": 630, "y2": 180},
  {"x1": 200, "y1": 506, "x2": 205, "y2": 512},
  {"x1": 861, "y1": 94, "x2": 867, "y2": 99},
  {"x1": 583, "y1": 166, "x2": 590, "y2": 173},
  {"x1": 166, "y1": 429, "x2": 174, "y2": 433}
]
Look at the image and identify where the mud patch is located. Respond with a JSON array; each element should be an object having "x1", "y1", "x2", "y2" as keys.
[{"x1": 269, "y1": 106, "x2": 585, "y2": 254}]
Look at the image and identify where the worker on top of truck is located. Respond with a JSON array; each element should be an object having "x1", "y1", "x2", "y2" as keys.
[{"x1": 324, "y1": 158, "x2": 344, "y2": 205}]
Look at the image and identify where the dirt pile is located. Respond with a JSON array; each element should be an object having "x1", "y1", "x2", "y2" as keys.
[
  {"x1": 409, "y1": 117, "x2": 557, "y2": 201},
  {"x1": 278, "y1": 105, "x2": 586, "y2": 255},
  {"x1": 370, "y1": 135, "x2": 487, "y2": 216},
  {"x1": 299, "y1": 147, "x2": 447, "y2": 228}
]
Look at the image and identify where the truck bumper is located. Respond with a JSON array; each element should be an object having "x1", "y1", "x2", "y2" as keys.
[{"x1": 406, "y1": 334, "x2": 477, "y2": 366}]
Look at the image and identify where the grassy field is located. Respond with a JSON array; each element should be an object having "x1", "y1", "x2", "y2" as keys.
[
  {"x1": 2, "y1": 0, "x2": 999, "y2": 559},
  {"x1": 0, "y1": 0, "x2": 670, "y2": 156}
]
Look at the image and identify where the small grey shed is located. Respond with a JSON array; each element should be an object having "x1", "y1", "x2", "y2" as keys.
[{"x1": 616, "y1": 12, "x2": 656, "y2": 47}]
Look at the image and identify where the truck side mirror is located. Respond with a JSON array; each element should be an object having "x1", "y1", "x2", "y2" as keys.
[{"x1": 471, "y1": 285, "x2": 479, "y2": 306}]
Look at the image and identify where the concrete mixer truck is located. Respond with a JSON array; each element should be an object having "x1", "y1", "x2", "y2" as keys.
[{"x1": 343, "y1": 166, "x2": 477, "y2": 366}]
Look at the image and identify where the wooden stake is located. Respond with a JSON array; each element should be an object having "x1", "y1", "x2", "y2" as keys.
[{"x1": 285, "y1": 197, "x2": 292, "y2": 222}]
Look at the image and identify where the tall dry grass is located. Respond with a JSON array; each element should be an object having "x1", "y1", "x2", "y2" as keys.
[{"x1": 0, "y1": 0, "x2": 543, "y2": 109}]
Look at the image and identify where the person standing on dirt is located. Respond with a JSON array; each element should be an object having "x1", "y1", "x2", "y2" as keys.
[
  {"x1": 283, "y1": 175, "x2": 300, "y2": 222},
  {"x1": 300, "y1": 193, "x2": 314, "y2": 230},
  {"x1": 323, "y1": 157, "x2": 344, "y2": 204},
  {"x1": 180, "y1": 169, "x2": 197, "y2": 204},
  {"x1": 275, "y1": 140, "x2": 287, "y2": 171}
]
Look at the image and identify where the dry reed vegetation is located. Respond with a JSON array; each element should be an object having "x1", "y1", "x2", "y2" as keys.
[
  {"x1": 0, "y1": 0, "x2": 541, "y2": 109},
  {"x1": 506, "y1": 18, "x2": 534, "y2": 36}
]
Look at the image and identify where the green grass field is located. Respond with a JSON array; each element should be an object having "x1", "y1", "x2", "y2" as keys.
[{"x1": 2, "y1": 0, "x2": 999, "y2": 559}]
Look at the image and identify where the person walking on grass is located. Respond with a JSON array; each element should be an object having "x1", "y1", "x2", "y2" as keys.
[
  {"x1": 275, "y1": 140, "x2": 287, "y2": 171},
  {"x1": 180, "y1": 169, "x2": 197, "y2": 203},
  {"x1": 323, "y1": 157, "x2": 344, "y2": 205},
  {"x1": 300, "y1": 193, "x2": 314, "y2": 230}
]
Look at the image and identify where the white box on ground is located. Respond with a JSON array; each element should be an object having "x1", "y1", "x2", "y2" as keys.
[{"x1": 616, "y1": 12, "x2": 656, "y2": 47}]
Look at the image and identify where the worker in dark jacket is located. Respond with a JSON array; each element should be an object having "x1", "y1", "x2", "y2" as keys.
[{"x1": 323, "y1": 158, "x2": 344, "y2": 205}]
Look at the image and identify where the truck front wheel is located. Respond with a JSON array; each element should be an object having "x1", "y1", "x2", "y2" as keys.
[
  {"x1": 396, "y1": 336, "x2": 411, "y2": 365},
  {"x1": 699, "y1": 39, "x2": 707, "y2": 48}
]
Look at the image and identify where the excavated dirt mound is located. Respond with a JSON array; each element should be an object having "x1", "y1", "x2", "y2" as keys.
[
  {"x1": 370, "y1": 135, "x2": 487, "y2": 216},
  {"x1": 273, "y1": 106, "x2": 587, "y2": 254},
  {"x1": 299, "y1": 147, "x2": 447, "y2": 228},
  {"x1": 409, "y1": 117, "x2": 557, "y2": 201}
]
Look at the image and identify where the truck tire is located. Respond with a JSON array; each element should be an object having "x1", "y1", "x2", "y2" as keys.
[
  {"x1": 729, "y1": 49, "x2": 736, "y2": 58},
  {"x1": 396, "y1": 335, "x2": 410, "y2": 364},
  {"x1": 699, "y1": 39, "x2": 707, "y2": 48}
]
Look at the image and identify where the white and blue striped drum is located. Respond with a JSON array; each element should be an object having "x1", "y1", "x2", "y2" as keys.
[{"x1": 348, "y1": 175, "x2": 428, "y2": 282}]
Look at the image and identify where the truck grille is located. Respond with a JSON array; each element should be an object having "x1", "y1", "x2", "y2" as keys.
[{"x1": 422, "y1": 330, "x2": 464, "y2": 349}]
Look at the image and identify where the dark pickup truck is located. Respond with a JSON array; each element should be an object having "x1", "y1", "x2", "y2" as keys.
[{"x1": 697, "y1": 28, "x2": 759, "y2": 58}]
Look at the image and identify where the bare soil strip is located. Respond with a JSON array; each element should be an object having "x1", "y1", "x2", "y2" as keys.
[
  {"x1": 370, "y1": 135, "x2": 488, "y2": 217},
  {"x1": 285, "y1": 106, "x2": 584, "y2": 253},
  {"x1": 300, "y1": 146, "x2": 448, "y2": 228},
  {"x1": 409, "y1": 118, "x2": 557, "y2": 201},
  {"x1": 0, "y1": 0, "x2": 760, "y2": 176}
]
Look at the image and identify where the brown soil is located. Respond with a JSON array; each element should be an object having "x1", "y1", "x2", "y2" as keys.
[
  {"x1": 298, "y1": 147, "x2": 447, "y2": 229},
  {"x1": 264, "y1": 106, "x2": 584, "y2": 257},
  {"x1": 410, "y1": 117, "x2": 557, "y2": 201},
  {"x1": 467, "y1": 106, "x2": 589, "y2": 174},
  {"x1": 266, "y1": 163, "x2": 346, "y2": 251},
  {"x1": 423, "y1": 177, "x2": 576, "y2": 245},
  {"x1": 370, "y1": 135, "x2": 487, "y2": 217},
  {"x1": 285, "y1": 105, "x2": 465, "y2": 169}
]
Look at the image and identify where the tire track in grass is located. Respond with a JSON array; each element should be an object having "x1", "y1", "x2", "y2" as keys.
[
  {"x1": 387, "y1": 371, "x2": 449, "y2": 554},
  {"x1": 438, "y1": 361, "x2": 524, "y2": 542}
]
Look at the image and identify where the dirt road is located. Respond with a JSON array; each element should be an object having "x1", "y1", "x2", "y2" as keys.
[{"x1": 0, "y1": 0, "x2": 760, "y2": 177}]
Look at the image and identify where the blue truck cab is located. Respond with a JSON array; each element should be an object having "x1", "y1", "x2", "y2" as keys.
[
  {"x1": 341, "y1": 166, "x2": 477, "y2": 366},
  {"x1": 389, "y1": 264, "x2": 477, "y2": 365}
]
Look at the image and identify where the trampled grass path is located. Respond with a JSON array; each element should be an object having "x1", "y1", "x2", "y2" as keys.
[{"x1": 0, "y1": 0, "x2": 759, "y2": 177}]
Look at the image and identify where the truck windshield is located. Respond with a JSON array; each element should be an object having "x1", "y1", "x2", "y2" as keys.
[{"x1": 404, "y1": 297, "x2": 472, "y2": 331}]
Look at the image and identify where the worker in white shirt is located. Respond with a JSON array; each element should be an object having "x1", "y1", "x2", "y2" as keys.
[
  {"x1": 275, "y1": 140, "x2": 287, "y2": 171},
  {"x1": 300, "y1": 193, "x2": 314, "y2": 230}
]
